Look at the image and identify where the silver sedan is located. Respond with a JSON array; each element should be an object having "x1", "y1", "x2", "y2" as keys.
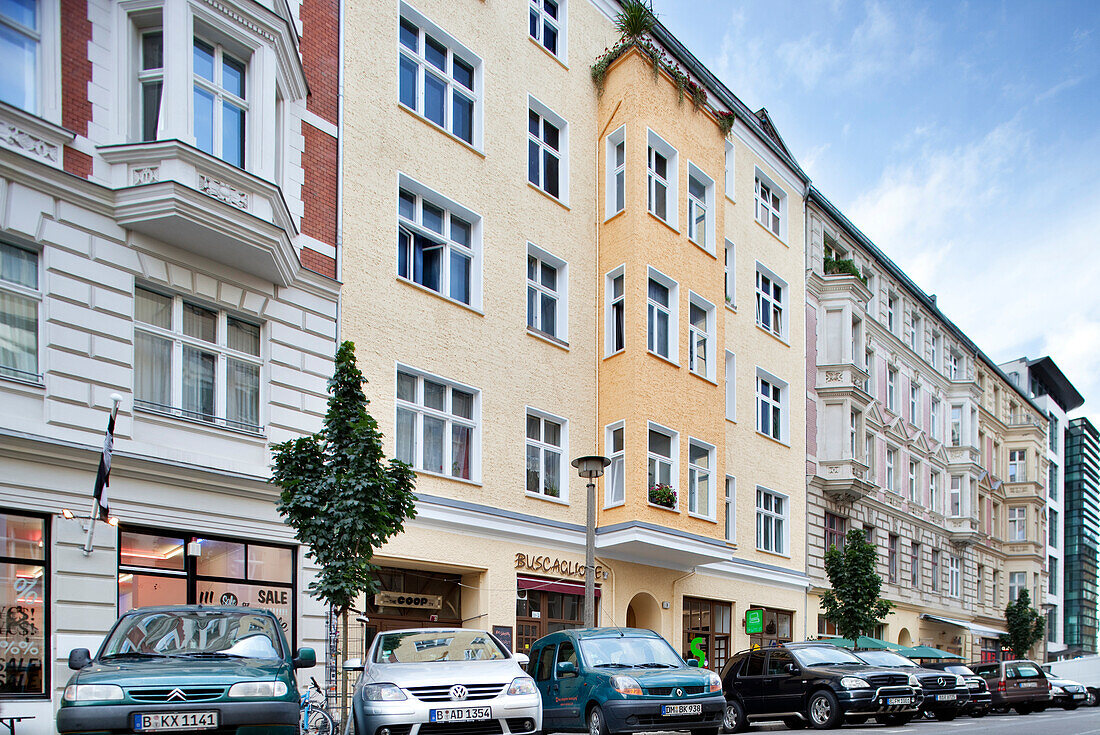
[{"x1": 344, "y1": 628, "x2": 542, "y2": 735}]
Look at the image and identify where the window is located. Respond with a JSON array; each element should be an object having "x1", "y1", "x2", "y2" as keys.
[
  {"x1": 647, "y1": 425, "x2": 676, "y2": 503},
  {"x1": 1008, "y1": 506, "x2": 1026, "y2": 541},
  {"x1": 1049, "y1": 508, "x2": 1058, "y2": 548},
  {"x1": 526, "y1": 411, "x2": 566, "y2": 501},
  {"x1": 399, "y1": 11, "x2": 479, "y2": 145},
  {"x1": 909, "y1": 384, "x2": 919, "y2": 426},
  {"x1": 756, "y1": 372, "x2": 786, "y2": 442},
  {"x1": 396, "y1": 368, "x2": 478, "y2": 481},
  {"x1": 977, "y1": 564, "x2": 984, "y2": 603},
  {"x1": 1009, "y1": 449, "x2": 1026, "y2": 482},
  {"x1": 1049, "y1": 555, "x2": 1058, "y2": 594},
  {"x1": 724, "y1": 476, "x2": 735, "y2": 542},
  {"x1": 930, "y1": 471, "x2": 941, "y2": 514},
  {"x1": 755, "y1": 265, "x2": 786, "y2": 339},
  {"x1": 605, "y1": 423, "x2": 624, "y2": 507},
  {"x1": 0, "y1": 242, "x2": 39, "y2": 381},
  {"x1": 605, "y1": 126, "x2": 625, "y2": 217},
  {"x1": 949, "y1": 555, "x2": 961, "y2": 597},
  {"x1": 397, "y1": 179, "x2": 480, "y2": 307},
  {"x1": 1049, "y1": 463, "x2": 1058, "y2": 500},
  {"x1": 824, "y1": 512, "x2": 846, "y2": 551},
  {"x1": 605, "y1": 267, "x2": 625, "y2": 355},
  {"x1": 865, "y1": 433, "x2": 874, "y2": 474},
  {"x1": 749, "y1": 608, "x2": 792, "y2": 650},
  {"x1": 724, "y1": 351, "x2": 736, "y2": 422},
  {"x1": 947, "y1": 351, "x2": 960, "y2": 380},
  {"x1": 683, "y1": 597, "x2": 732, "y2": 672},
  {"x1": 908, "y1": 312, "x2": 921, "y2": 351},
  {"x1": 993, "y1": 570, "x2": 1000, "y2": 605},
  {"x1": 687, "y1": 440, "x2": 714, "y2": 518},
  {"x1": 724, "y1": 240, "x2": 735, "y2": 307},
  {"x1": 886, "y1": 368, "x2": 897, "y2": 412},
  {"x1": 886, "y1": 448, "x2": 897, "y2": 492},
  {"x1": 908, "y1": 460, "x2": 918, "y2": 502},
  {"x1": 888, "y1": 534, "x2": 898, "y2": 583},
  {"x1": 529, "y1": 0, "x2": 563, "y2": 58},
  {"x1": 931, "y1": 333, "x2": 940, "y2": 369},
  {"x1": 139, "y1": 30, "x2": 164, "y2": 141},
  {"x1": 756, "y1": 487, "x2": 787, "y2": 554},
  {"x1": 646, "y1": 269, "x2": 677, "y2": 361},
  {"x1": 646, "y1": 130, "x2": 678, "y2": 227},
  {"x1": 931, "y1": 550, "x2": 940, "y2": 592},
  {"x1": 0, "y1": 0, "x2": 38, "y2": 111},
  {"x1": 0, "y1": 512, "x2": 48, "y2": 695},
  {"x1": 886, "y1": 295, "x2": 896, "y2": 333},
  {"x1": 949, "y1": 475, "x2": 962, "y2": 516},
  {"x1": 1049, "y1": 414, "x2": 1059, "y2": 452},
  {"x1": 911, "y1": 542, "x2": 921, "y2": 586},
  {"x1": 193, "y1": 37, "x2": 247, "y2": 168},
  {"x1": 724, "y1": 140, "x2": 735, "y2": 200},
  {"x1": 950, "y1": 405, "x2": 963, "y2": 446},
  {"x1": 1009, "y1": 571, "x2": 1025, "y2": 602},
  {"x1": 686, "y1": 164, "x2": 715, "y2": 251},
  {"x1": 527, "y1": 245, "x2": 567, "y2": 341},
  {"x1": 849, "y1": 410, "x2": 859, "y2": 458},
  {"x1": 688, "y1": 294, "x2": 715, "y2": 380},
  {"x1": 134, "y1": 287, "x2": 262, "y2": 431},
  {"x1": 528, "y1": 99, "x2": 567, "y2": 201},
  {"x1": 754, "y1": 171, "x2": 783, "y2": 238},
  {"x1": 863, "y1": 349, "x2": 873, "y2": 395},
  {"x1": 931, "y1": 398, "x2": 940, "y2": 441}
]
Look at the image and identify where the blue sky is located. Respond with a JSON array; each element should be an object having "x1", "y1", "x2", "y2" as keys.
[{"x1": 651, "y1": 0, "x2": 1100, "y2": 423}]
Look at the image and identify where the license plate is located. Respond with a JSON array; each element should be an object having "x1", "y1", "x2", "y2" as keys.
[
  {"x1": 661, "y1": 704, "x2": 702, "y2": 716},
  {"x1": 429, "y1": 707, "x2": 492, "y2": 723},
  {"x1": 133, "y1": 712, "x2": 218, "y2": 732},
  {"x1": 1074, "y1": 694, "x2": 1086, "y2": 699},
  {"x1": 1022, "y1": 682, "x2": 1039, "y2": 688},
  {"x1": 886, "y1": 697, "x2": 912, "y2": 706},
  {"x1": 936, "y1": 694, "x2": 957, "y2": 702}
]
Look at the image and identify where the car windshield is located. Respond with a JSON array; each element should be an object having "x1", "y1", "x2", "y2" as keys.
[
  {"x1": 943, "y1": 665, "x2": 974, "y2": 675},
  {"x1": 789, "y1": 646, "x2": 865, "y2": 666},
  {"x1": 854, "y1": 650, "x2": 917, "y2": 668},
  {"x1": 1016, "y1": 664, "x2": 1041, "y2": 677},
  {"x1": 373, "y1": 630, "x2": 507, "y2": 663},
  {"x1": 580, "y1": 636, "x2": 684, "y2": 668},
  {"x1": 101, "y1": 610, "x2": 283, "y2": 659}
]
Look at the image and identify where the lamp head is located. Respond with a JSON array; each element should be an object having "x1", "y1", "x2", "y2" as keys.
[
  {"x1": 572, "y1": 455, "x2": 611, "y2": 479},
  {"x1": 61, "y1": 508, "x2": 75, "y2": 520}
]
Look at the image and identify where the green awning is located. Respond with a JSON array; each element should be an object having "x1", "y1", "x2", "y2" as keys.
[{"x1": 904, "y1": 644, "x2": 964, "y2": 659}]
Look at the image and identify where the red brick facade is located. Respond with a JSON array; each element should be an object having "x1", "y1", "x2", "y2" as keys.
[
  {"x1": 60, "y1": 0, "x2": 92, "y2": 137},
  {"x1": 301, "y1": 0, "x2": 340, "y2": 125},
  {"x1": 301, "y1": 122, "x2": 338, "y2": 248},
  {"x1": 300, "y1": 247, "x2": 336, "y2": 279},
  {"x1": 63, "y1": 146, "x2": 92, "y2": 179}
]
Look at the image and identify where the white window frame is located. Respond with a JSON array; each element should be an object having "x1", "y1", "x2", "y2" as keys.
[
  {"x1": 1009, "y1": 571, "x2": 1026, "y2": 602},
  {"x1": 754, "y1": 262, "x2": 787, "y2": 341},
  {"x1": 931, "y1": 333, "x2": 940, "y2": 369},
  {"x1": 646, "y1": 266, "x2": 678, "y2": 363},
  {"x1": 0, "y1": 241, "x2": 41, "y2": 383},
  {"x1": 909, "y1": 383, "x2": 919, "y2": 426},
  {"x1": 908, "y1": 459, "x2": 919, "y2": 502},
  {"x1": 646, "y1": 129, "x2": 678, "y2": 229},
  {"x1": 755, "y1": 486, "x2": 789, "y2": 555},
  {"x1": 930, "y1": 471, "x2": 941, "y2": 514},
  {"x1": 886, "y1": 368, "x2": 897, "y2": 412},
  {"x1": 686, "y1": 161, "x2": 715, "y2": 253},
  {"x1": 886, "y1": 447, "x2": 897, "y2": 492},
  {"x1": 724, "y1": 239, "x2": 736, "y2": 308},
  {"x1": 948, "y1": 351, "x2": 960, "y2": 380},
  {"x1": 886, "y1": 294, "x2": 897, "y2": 333},
  {"x1": 136, "y1": 26, "x2": 164, "y2": 142},
  {"x1": 605, "y1": 421, "x2": 625, "y2": 508},
  {"x1": 191, "y1": 33, "x2": 250, "y2": 168},
  {"x1": 647, "y1": 421, "x2": 679, "y2": 508},
  {"x1": 931, "y1": 549, "x2": 940, "y2": 592},
  {"x1": 950, "y1": 475, "x2": 963, "y2": 516},
  {"x1": 950, "y1": 404, "x2": 963, "y2": 446},
  {"x1": 687, "y1": 438, "x2": 716, "y2": 520},
  {"x1": 753, "y1": 167, "x2": 786, "y2": 241},
  {"x1": 526, "y1": 243, "x2": 568, "y2": 342},
  {"x1": 725, "y1": 350, "x2": 736, "y2": 422},
  {"x1": 527, "y1": 95, "x2": 569, "y2": 203},
  {"x1": 395, "y1": 365, "x2": 480, "y2": 483},
  {"x1": 397, "y1": 174, "x2": 483, "y2": 309},
  {"x1": 724, "y1": 140, "x2": 735, "y2": 202},
  {"x1": 1, "y1": 0, "x2": 60, "y2": 121},
  {"x1": 908, "y1": 312, "x2": 921, "y2": 351},
  {"x1": 724, "y1": 476, "x2": 736, "y2": 543},
  {"x1": 398, "y1": 5, "x2": 482, "y2": 148},
  {"x1": 755, "y1": 368, "x2": 788, "y2": 443},
  {"x1": 949, "y1": 555, "x2": 961, "y2": 598},
  {"x1": 605, "y1": 264, "x2": 625, "y2": 357},
  {"x1": 528, "y1": 0, "x2": 566, "y2": 62},
  {"x1": 604, "y1": 125, "x2": 626, "y2": 219},
  {"x1": 1008, "y1": 506, "x2": 1026, "y2": 541},
  {"x1": 931, "y1": 398, "x2": 940, "y2": 441},
  {"x1": 1009, "y1": 449, "x2": 1026, "y2": 482},
  {"x1": 525, "y1": 407, "x2": 568, "y2": 503},
  {"x1": 687, "y1": 292, "x2": 715, "y2": 381}
]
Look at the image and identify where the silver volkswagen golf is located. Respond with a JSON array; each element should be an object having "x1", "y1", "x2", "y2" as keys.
[{"x1": 344, "y1": 628, "x2": 542, "y2": 735}]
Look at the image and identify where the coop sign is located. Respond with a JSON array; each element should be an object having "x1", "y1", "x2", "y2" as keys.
[
  {"x1": 514, "y1": 552, "x2": 604, "y2": 579},
  {"x1": 374, "y1": 591, "x2": 443, "y2": 609}
]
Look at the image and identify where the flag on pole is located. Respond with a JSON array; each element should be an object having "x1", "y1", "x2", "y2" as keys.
[{"x1": 92, "y1": 408, "x2": 116, "y2": 522}]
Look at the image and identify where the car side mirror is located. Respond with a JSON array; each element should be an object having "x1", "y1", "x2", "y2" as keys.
[
  {"x1": 686, "y1": 658, "x2": 700, "y2": 668},
  {"x1": 784, "y1": 663, "x2": 798, "y2": 675},
  {"x1": 293, "y1": 648, "x2": 316, "y2": 669},
  {"x1": 68, "y1": 648, "x2": 92, "y2": 671},
  {"x1": 514, "y1": 652, "x2": 530, "y2": 667},
  {"x1": 342, "y1": 657, "x2": 365, "y2": 672},
  {"x1": 556, "y1": 661, "x2": 576, "y2": 677}
]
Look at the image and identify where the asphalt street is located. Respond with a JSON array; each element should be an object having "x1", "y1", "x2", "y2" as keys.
[{"x1": 740, "y1": 706, "x2": 1100, "y2": 733}]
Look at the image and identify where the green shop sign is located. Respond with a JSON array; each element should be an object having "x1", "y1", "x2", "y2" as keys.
[{"x1": 745, "y1": 608, "x2": 763, "y2": 635}]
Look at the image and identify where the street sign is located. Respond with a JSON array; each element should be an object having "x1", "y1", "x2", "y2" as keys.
[{"x1": 746, "y1": 609, "x2": 764, "y2": 635}]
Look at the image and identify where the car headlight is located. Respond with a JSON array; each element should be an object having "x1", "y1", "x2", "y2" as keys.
[
  {"x1": 840, "y1": 677, "x2": 871, "y2": 690},
  {"x1": 362, "y1": 683, "x2": 407, "y2": 701},
  {"x1": 954, "y1": 676, "x2": 965, "y2": 688},
  {"x1": 228, "y1": 681, "x2": 288, "y2": 698},
  {"x1": 1051, "y1": 686, "x2": 1064, "y2": 695},
  {"x1": 908, "y1": 675, "x2": 920, "y2": 688},
  {"x1": 63, "y1": 684, "x2": 124, "y2": 702},
  {"x1": 705, "y1": 671, "x2": 722, "y2": 693},
  {"x1": 507, "y1": 677, "x2": 537, "y2": 696},
  {"x1": 610, "y1": 675, "x2": 643, "y2": 696},
  {"x1": 966, "y1": 679, "x2": 981, "y2": 690}
]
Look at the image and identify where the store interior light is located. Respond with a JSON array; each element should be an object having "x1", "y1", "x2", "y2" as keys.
[
  {"x1": 61, "y1": 508, "x2": 75, "y2": 520},
  {"x1": 108, "y1": 516, "x2": 119, "y2": 527}
]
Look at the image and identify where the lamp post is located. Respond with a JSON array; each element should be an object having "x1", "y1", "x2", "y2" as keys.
[{"x1": 572, "y1": 455, "x2": 610, "y2": 628}]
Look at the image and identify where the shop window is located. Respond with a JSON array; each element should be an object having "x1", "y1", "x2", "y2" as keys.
[
  {"x1": 364, "y1": 567, "x2": 462, "y2": 625},
  {"x1": 747, "y1": 607, "x2": 792, "y2": 650},
  {"x1": 515, "y1": 576, "x2": 596, "y2": 653},
  {"x1": 682, "y1": 597, "x2": 731, "y2": 671},
  {"x1": 0, "y1": 512, "x2": 48, "y2": 697}
]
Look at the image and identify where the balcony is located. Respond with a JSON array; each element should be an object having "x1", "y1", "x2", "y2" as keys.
[
  {"x1": 816, "y1": 363, "x2": 871, "y2": 406},
  {"x1": 0, "y1": 102, "x2": 74, "y2": 170},
  {"x1": 1003, "y1": 480, "x2": 1044, "y2": 501},
  {"x1": 98, "y1": 141, "x2": 298, "y2": 286},
  {"x1": 816, "y1": 458, "x2": 875, "y2": 503},
  {"x1": 944, "y1": 445, "x2": 981, "y2": 467},
  {"x1": 595, "y1": 521, "x2": 730, "y2": 571},
  {"x1": 945, "y1": 515, "x2": 985, "y2": 546}
]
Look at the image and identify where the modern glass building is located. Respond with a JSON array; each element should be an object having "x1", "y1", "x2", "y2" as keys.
[{"x1": 1065, "y1": 417, "x2": 1100, "y2": 652}]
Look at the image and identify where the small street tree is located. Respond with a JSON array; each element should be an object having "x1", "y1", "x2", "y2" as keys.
[
  {"x1": 1001, "y1": 589, "x2": 1045, "y2": 659},
  {"x1": 272, "y1": 341, "x2": 416, "y2": 713},
  {"x1": 820, "y1": 528, "x2": 893, "y2": 641}
]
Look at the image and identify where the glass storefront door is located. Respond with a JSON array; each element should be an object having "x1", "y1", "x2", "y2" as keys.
[{"x1": 0, "y1": 512, "x2": 47, "y2": 697}]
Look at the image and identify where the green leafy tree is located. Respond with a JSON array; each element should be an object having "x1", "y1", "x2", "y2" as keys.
[
  {"x1": 272, "y1": 340, "x2": 417, "y2": 610},
  {"x1": 1001, "y1": 589, "x2": 1045, "y2": 659},
  {"x1": 820, "y1": 529, "x2": 893, "y2": 641}
]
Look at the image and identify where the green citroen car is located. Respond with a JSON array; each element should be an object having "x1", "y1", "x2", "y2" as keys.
[
  {"x1": 528, "y1": 628, "x2": 725, "y2": 735},
  {"x1": 57, "y1": 605, "x2": 315, "y2": 735}
]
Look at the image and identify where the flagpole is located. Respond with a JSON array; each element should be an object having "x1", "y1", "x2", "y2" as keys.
[{"x1": 84, "y1": 394, "x2": 121, "y2": 556}]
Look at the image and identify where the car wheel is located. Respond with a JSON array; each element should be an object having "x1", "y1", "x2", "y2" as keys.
[
  {"x1": 844, "y1": 715, "x2": 868, "y2": 725},
  {"x1": 1013, "y1": 704, "x2": 1032, "y2": 715},
  {"x1": 721, "y1": 700, "x2": 747, "y2": 733},
  {"x1": 1088, "y1": 689, "x2": 1100, "y2": 707},
  {"x1": 934, "y1": 710, "x2": 957, "y2": 721},
  {"x1": 805, "y1": 690, "x2": 841, "y2": 730},
  {"x1": 874, "y1": 714, "x2": 913, "y2": 726},
  {"x1": 781, "y1": 717, "x2": 805, "y2": 729},
  {"x1": 588, "y1": 706, "x2": 610, "y2": 735}
]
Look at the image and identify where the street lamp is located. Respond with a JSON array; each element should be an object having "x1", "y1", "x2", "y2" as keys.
[{"x1": 572, "y1": 455, "x2": 610, "y2": 628}]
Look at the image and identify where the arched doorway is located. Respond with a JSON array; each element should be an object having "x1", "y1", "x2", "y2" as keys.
[
  {"x1": 898, "y1": 628, "x2": 913, "y2": 648},
  {"x1": 626, "y1": 591, "x2": 662, "y2": 633}
]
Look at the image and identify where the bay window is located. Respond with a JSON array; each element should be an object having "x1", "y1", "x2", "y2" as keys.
[
  {"x1": 395, "y1": 367, "x2": 478, "y2": 481},
  {"x1": 0, "y1": 0, "x2": 38, "y2": 112},
  {"x1": 647, "y1": 129, "x2": 678, "y2": 227},
  {"x1": 0, "y1": 242, "x2": 39, "y2": 382},
  {"x1": 193, "y1": 36, "x2": 247, "y2": 168},
  {"x1": 1009, "y1": 449, "x2": 1026, "y2": 482},
  {"x1": 1008, "y1": 506, "x2": 1026, "y2": 541},
  {"x1": 605, "y1": 126, "x2": 625, "y2": 217},
  {"x1": 399, "y1": 10, "x2": 479, "y2": 145},
  {"x1": 646, "y1": 268, "x2": 677, "y2": 361},
  {"x1": 139, "y1": 30, "x2": 164, "y2": 141},
  {"x1": 950, "y1": 475, "x2": 963, "y2": 516}
]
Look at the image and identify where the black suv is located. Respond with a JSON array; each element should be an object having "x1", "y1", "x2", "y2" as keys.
[
  {"x1": 852, "y1": 649, "x2": 970, "y2": 721},
  {"x1": 719, "y1": 643, "x2": 920, "y2": 730},
  {"x1": 921, "y1": 662, "x2": 993, "y2": 717}
]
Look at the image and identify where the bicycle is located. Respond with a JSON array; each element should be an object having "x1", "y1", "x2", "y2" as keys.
[{"x1": 300, "y1": 676, "x2": 336, "y2": 735}]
